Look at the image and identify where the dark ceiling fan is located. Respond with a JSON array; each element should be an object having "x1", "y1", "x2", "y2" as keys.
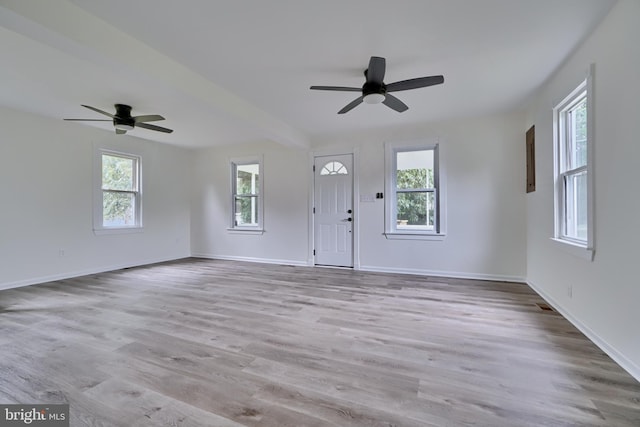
[
  {"x1": 64, "y1": 104, "x2": 173, "y2": 134},
  {"x1": 310, "y1": 56, "x2": 444, "y2": 114}
]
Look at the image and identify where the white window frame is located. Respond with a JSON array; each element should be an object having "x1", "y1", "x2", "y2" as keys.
[
  {"x1": 228, "y1": 155, "x2": 264, "y2": 234},
  {"x1": 384, "y1": 140, "x2": 446, "y2": 240},
  {"x1": 94, "y1": 149, "x2": 142, "y2": 235},
  {"x1": 552, "y1": 65, "x2": 595, "y2": 260}
]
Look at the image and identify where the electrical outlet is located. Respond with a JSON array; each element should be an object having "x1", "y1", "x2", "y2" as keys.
[
  {"x1": 567, "y1": 285, "x2": 573, "y2": 298},
  {"x1": 58, "y1": 249, "x2": 65, "y2": 257}
]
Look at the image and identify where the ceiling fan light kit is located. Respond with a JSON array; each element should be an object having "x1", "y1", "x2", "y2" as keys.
[
  {"x1": 64, "y1": 104, "x2": 173, "y2": 134},
  {"x1": 310, "y1": 56, "x2": 444, "y2": 114},
  {"x1": 364, "y1": 93, "x2": 385, "y2": 104},
  {"x1": 114, "y1": 123, "x2": 134, "y2": 131}
]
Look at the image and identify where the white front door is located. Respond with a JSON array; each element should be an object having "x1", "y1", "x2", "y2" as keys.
[{"x1": 314, "y1": 154, "x2": 353, "y2": 267}]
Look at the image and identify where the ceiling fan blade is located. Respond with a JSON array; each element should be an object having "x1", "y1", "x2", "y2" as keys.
[
  {"x1": 116, "y1": 128, "x2": 127, "y2": 135},
  {"x1": 382, "y1": 94, "x2": 409, "y2": 112},
  {"x1": 337, "y1": 96, "x2": 364, "y2": 114},
  {"x1": 386, "y1": 75, "x2": 444, "y2": 92},
  {"x1": 310, "y1": 86, "x2": 361, "y2": 92},
  {"x1": 64, "y1": 119, "x2": 111, "y2": 121},
  {"x1": 366, "y1": 56, "x2": 386, "y2": 84},
  {"x1": 81, "y1": 104, "x2": 115, "y2": 118},
  {"x1": 136, "y1": 122, "x2": 174, "y2": 133},
  {"x1": 133, "y1": 114, "x2": 165, "y2": 123}
]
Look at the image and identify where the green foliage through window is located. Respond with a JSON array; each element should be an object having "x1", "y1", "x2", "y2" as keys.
[
  {"x1": 102, "y1": 153, "x2": 138, "y2": 226},
  {"x1": 233, "y1": 163, "x2": 259, "y2": 226},
  {"x1": 396, "y1": 168, "x2": 434, "y2": 227},
  {"x1": 571, "y1": 98, "x2": 587, "y2": 168}
]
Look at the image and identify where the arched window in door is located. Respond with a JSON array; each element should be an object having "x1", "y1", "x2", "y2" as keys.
[{"x1": 320, "y1": 161, "x2": 348, "y2": 176}]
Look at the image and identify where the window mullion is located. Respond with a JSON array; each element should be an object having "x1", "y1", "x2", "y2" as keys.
[
  {"x1": 102, "y1": 189, "x2": 137, "y2": 195},
  {"x1": 396, "y1": 188, "x2": 435, "y2": 193},
  {"x1": 564, "y1": 164, "x2": 587, "y2": 176}
]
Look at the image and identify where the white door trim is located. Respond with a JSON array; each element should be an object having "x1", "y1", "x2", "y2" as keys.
[{"x1": 308, "y1": 147, "x2": 360, "y2": 269}]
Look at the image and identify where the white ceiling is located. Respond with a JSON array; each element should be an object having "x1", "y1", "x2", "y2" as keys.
[{"x1": 0, "y1": 0, "x2": 616, "y2": 149}]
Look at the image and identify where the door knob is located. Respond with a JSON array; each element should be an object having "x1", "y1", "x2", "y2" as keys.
[
  {"x1": 347, "y1": 209, "x2": 352, "y2": 214},
  {"x1": 347, "y1": 218, "x2": 352, "y2": 222}
]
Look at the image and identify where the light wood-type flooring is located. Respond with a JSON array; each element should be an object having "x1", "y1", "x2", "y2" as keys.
[{"x1": 1, "y1": 258, "x2": 639, "y2": 426}]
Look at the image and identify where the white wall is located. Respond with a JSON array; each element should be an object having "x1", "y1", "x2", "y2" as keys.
[
  {"x1": 191, "y1": 141, "x2": 310, "y2": 265},
  {"x1": 525, "y1": 0, "x2": 640, "y2": 379},
  {"x1": 192, "y1": 111, "x2": 527, "y2": 281},
  {"x1": 0, "y1": 107, "x2": 193, "y2": 289},
  {"x1": 315, "y1": 112, "x2": 527, "y2": 281}
]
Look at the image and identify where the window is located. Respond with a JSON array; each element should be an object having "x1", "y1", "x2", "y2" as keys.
[
  {"x1": 230, "y1": 156, "x2": 263, "y2": 232},
  {"x1": 97, "y1": 151, "x2": 141, "y2": 231},
  {"x1": 384, "y1": 141, "x2": 445, "y2": 239},
  {"x1": 553, "y1": 66, "x2": 594, "y2": 259},
  {"x1": 320, "y1": 161, "x2": 348, "y2": 175}
]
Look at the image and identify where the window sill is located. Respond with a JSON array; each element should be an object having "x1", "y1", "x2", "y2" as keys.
[
  {"x1": 550, "y1": 237, "x2": 594, "y2": 261},
  {"x1": 94, "y1": 227, "x2": 143, "y2": 236},
  {"x1": 384, "y1": 232, "x2": 446, "y2": 241},
  {"x1": 227, "y1": 228, "x2": 265, "y2": 235}
]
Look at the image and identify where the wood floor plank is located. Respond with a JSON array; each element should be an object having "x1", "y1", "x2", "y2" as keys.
[{"x1": 1, "y1": 258, "x2": 639, "y2": 426}]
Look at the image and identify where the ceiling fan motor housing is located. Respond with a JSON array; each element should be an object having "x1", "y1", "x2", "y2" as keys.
[
  {"x1": 113, "y1": 116, "x2": 135, "y2": 128},
  {"x1": 363, "y1": 81, "x2": 386, "y2": 97},
  {"x1": 113, "y1": 104, "x2": 135, "y2": 129}
]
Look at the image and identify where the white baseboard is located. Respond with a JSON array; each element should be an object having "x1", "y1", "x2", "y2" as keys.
[
  {"x1": 0, "y1": 256, "x2": 189, "y2": 291},
  {"x1": 192, "y1": 253, "x2": 310, "y2": 267},
  {"x1": 359, "y1": 264, "x2": 526, "y2": 283},
  {"x1": 527, "y1": 280, "x2": 640, "y2": 383}
]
